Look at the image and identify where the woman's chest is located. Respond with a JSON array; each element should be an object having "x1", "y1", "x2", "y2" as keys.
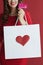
[{"x1": 4, "y1": 16, "x2": 21, "y2": 26}]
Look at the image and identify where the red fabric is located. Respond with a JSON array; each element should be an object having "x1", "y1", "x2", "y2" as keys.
[{"x1": 0, "y1": 11, "x2": 32, "y2": 65}]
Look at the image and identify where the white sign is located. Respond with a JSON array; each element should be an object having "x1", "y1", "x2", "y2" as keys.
[{"x1": 3, "y1": 24, "x2": 41, "y2": 59}]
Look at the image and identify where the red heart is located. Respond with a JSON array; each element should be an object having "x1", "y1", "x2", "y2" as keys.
[{"x1": 16, "y1": 35, "x2": 30, "y2": 46}]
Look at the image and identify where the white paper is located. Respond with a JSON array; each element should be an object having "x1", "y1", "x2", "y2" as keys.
[{"x1": 3, "y1": 24, "x2": 41, "y2": 59}]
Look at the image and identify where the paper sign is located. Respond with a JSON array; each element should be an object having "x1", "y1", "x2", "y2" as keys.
[{"x1": 3, "y1": 24, "x2": 41, "y2": 59}]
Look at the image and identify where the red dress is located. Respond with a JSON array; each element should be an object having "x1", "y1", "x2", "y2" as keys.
[{"x1": 0, "y1": 11, "x2": 32, "y2": 65}]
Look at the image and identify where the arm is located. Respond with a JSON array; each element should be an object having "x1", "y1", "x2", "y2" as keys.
[
  {"x1": 25, "y1": 11, "x2": 32, "y2": 24},
  {"x1": 19, "y1": 17, "x2": 28, "y2": 25}
]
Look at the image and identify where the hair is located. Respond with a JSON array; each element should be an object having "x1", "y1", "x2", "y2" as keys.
[{"x1": 2, "y1": 0, "x2": 22, "y2": 23}]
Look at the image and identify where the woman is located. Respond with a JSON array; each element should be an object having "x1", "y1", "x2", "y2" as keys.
[{"x1": 0, "y1": 0, "x2": 32, "y2": 65}]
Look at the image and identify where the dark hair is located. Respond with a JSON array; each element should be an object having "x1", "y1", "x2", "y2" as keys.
[{"x1": 2, "y1": 0, "x2": 22, "y2": 23}]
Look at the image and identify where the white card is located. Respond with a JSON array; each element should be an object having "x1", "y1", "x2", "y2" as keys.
[{"x1": 3, "y1": 24, "x2": 41, "y2": 59}]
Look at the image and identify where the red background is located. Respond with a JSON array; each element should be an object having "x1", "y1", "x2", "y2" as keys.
[{"x1": 0, "y1": 0, "x2": 43, "y2": 65}]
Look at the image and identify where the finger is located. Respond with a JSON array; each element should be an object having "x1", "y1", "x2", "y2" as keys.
[
  {"x1": 18, "y1": 8, "x2": 22, "y2": 10},
  {"x1": 18, "y1": 11, "x2": 21, "y2": 14}
]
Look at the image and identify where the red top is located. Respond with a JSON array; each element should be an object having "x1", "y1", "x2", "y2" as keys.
[{"x1": 0, "y1": 11, "x2": 32, "y2": 65}]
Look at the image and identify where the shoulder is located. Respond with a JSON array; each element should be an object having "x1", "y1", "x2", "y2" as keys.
[
  {"x1": 25, "y1": 10, "x2": 31, "y2": 18},
  {"x1": 25, "y1": 10, "x2": 32, "y2": 24},
  {"x1": 25, "y1": 10, "x2": 30, "y2": 15}
]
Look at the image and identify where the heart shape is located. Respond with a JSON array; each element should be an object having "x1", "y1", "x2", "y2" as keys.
[{"x1": 16, "y1": 35, "x2": 30, "y2": 46}]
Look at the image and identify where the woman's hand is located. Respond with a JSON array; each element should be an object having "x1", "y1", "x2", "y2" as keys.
[
  {"x1": 18, "y1": 8, "x2": 28, "y2": 25},
  {"x1": 18, "y1": 8, "x2": 25, "y2": 18}
]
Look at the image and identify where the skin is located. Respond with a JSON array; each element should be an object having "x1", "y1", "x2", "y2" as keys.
[{"x1": 8, "y1": 0, "x2": 28, "y2": 25}]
